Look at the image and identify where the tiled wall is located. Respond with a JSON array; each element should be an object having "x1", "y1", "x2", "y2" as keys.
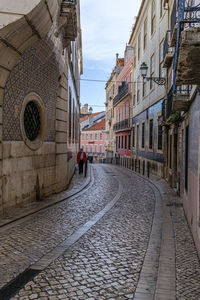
[
  {"x1": 132, "y1": 98, "x2": 164, "y2": 164},
  {"x1": 3, "y1": 37, "x2": 59, "y2": 142}
]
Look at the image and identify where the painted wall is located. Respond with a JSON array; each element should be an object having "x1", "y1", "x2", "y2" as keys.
[{"x1": 182, "y1": 92, "x2": 200, "y2": 257}]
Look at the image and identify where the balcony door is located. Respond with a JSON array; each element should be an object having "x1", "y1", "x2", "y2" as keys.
[{"x1": 136, "y1": 124, "x2": 139, "y2": 158}]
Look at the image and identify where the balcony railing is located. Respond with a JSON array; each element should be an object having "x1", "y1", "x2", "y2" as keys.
[
  {"x1": 173, "y1": 0, "x2": 200, "y2": 89},
  {"x1": 113, "y1": 118, "x2": 131, "y2": 131},
  {"x1": 165, "y1": 85, "x2": 192, "y2": 119},
  {"x1": 113, "y1": 83, "x2": 129, "y2": 106},
  {"x1": 62, "y1": 0, "x2": 77, "y2": 4}
]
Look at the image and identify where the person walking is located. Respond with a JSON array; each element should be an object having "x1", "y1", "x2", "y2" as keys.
[{"x1": 77, "y1": 148, "x2": 87, "y2": 174}]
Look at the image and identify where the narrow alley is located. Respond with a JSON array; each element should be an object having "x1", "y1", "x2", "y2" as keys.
[{"x1": 0, "y1": 164, "x2": 200, "y2": 300}]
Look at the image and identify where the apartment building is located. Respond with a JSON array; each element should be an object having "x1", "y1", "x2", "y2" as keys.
[
  {"x1": 80, "y1": 112, "x2": 106, "y2": 162},
  {"x1": 105, "y1": 54, "x2": 124, "y2": 161},
  {"x1": 113, "y1": 47, "x2": 133, "y2": 165},
  {"x1": 129, "y1": 0, "x2": 168, "y2": 177}
]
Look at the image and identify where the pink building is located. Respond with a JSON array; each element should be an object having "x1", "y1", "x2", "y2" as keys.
[
  {"x1": 80, "y1": 113, "x2": 105, "y2": 163},
  {"x1": 113, "y1": 46, "x2": 133, "y2": 159}
]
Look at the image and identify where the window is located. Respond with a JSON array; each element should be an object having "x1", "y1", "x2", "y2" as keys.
[
  {"x1": 95, "y1": 133, "x2": 98, "y2": 140},
  {"x1": 122, "y1": 105, "x2": 124, "y2": 120},
  {"x1": 122, "y1": 135, "x2": 124, "y2": 149},
  {"x1": 149, "y1": 119, "x2": 153, "y2": 150},
  {"x1": 125, "y1": 103, "x2": 128, "y2": 119},
  {"x1": 24, "y1": 101, "x2": 40, "y2": 141},
  {"x1": 100, "y1": 133, "x2": 103, "y2": 140},
  {"x1": 158, "y1": 124, "x2": 163, "y2": 150},
  {"x1": 116, "y1": 136, "x2": 118, "y2": 150},
  {"x1": 95, "y1": 144, "x2": 97, "y2": 153},
  {"x1": 82, "y1": 133, "x2": 84, "y2": 140},
  {"x1": 82, "y1": 145, "x2": 84, "y2": 150},
  {"x1": 160, "y1": 0, "x2": 164, "y2": 18},
  {"x1": 99, "y1": 145, "x2": 102, "y2": 153},
  {"x1": 119, "y1": 136, "x2": 121, "y2": 149},
  {"x1": 144, "y1": 17, "x2": 147, "y2": 50},
  {"x1": 133, "y1": 126, "x2": 135, "y2": 148},
  {"x1": 128, "y1": 135, "x2": 131, "y2": 150},
  {"x1": 159, "y1": 40, "x2": 164, "y2": 78},
  {"x1": 142, "y1": 122, "x2": 145, "y2": 149},
  {"x1": 69, "y1": 88, "x2": 72, "y2": 141},
  {"x1": 133, "y1": 46, "x2": 136, "y2": 67},
  {"x1": 130, "y1": 72, "x2": 133, "y2": 91},
  {"x1": 125, "y1": 135, "x2": 127, "y2": 149},
  {"x1": 86, "y1": 134, "x2": 88, "y2": 140},
  {"x1": 151, "y1": 1, "x2": 156, "y2": 35},
  {"x1": 138, "y1": 33, "x2": 141, "y2": 61},
  {"x1": 90, "y1": 145, "x2": 93, "y2": 153},
  {"x1": 86, "y1": 144, "x2": 88, "y2": 152},
  {"x1": 90, "y1": 133, "x2": 93, "y2": 140},
  {"x1": 150, "y1": 54, "x2": 155, "y2": 90},
  {"x1": 137, "y1": 76, "x2": 140, "y2": 103},
  {"x1": 143, "y1": 81, "x2": 147, "y2": 98},
  {"x1": 72, "y1": 99, "x2": 75, "y2": 142}
]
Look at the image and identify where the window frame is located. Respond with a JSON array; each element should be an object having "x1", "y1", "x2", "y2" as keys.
[
  {"x1": 149, "y1": 117, "x2": 154, "y2": 151},
  {"x1": 141, "y1": 121, "x2": 145, "y2": 150}
]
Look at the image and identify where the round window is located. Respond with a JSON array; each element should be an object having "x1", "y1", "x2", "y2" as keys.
[{"x1": 24, "y1": 101, "x2": 41, "y2": 141}]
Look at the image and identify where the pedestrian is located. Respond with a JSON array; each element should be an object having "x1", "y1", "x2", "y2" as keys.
[{"x1": 77, "y1": 148, "x2": 87, "y2": 174}]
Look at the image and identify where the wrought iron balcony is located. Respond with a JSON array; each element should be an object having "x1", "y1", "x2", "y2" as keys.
[
  {"x1": 173, "y1": 0, "x2": 200, "y2": 88},
  {"x1": 164, "y1": 85, "x2": 192, "y2": 121},
  {"x1": 113, "y1": 83, "x2": 129, "y2": 106},
  {"x1": 113, "y1": 118, "x2": 131, "y2": 132},
  {"x1": 172, "y1": 85, "x2": 192, "y2": 112},
  {"x1": 163, "y1": 31, "x2": 174, "y2": 68}
]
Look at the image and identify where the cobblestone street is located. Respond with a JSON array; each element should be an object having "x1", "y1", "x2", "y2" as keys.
[{"x1": 0, "y1": 164, "x2": 200, "y2": 299}]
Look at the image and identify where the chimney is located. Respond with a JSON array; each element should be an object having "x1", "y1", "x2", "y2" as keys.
[{"x1": 116, "y1": 53, "x2": 119, "y2": 65}]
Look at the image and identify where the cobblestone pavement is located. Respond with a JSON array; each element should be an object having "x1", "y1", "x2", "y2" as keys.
[
  {"x1": 0, "y1": 165, "x2": 119, "y2": 289},
  {"x1": 2, "y1": 164, "x2": 200, "y2": 300},
  {"x1": 0, "y1": 166, "x2": 89, "y2": 228},
  {"x1": 3, "y1": 164, "x2": 156, "y2": 299}
]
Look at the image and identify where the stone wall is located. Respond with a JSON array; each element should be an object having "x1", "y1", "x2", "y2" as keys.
[{"x1": 0, "y1": 0, "x2": 81, "y2": 214}]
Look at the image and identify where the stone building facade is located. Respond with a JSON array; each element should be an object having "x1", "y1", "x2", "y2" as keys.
[
  {"x1": 0, "y1": 0, "x2": 82, "y2": 213},
  {"x1": 129, "y1": 0, "x2": 167, "y2": 177},
  {"x1": 105, "y1": 54, "x2": 124, "y2": 161}
]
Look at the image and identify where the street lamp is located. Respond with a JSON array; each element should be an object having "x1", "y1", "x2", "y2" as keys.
[{"x1": 139, "y1": 62, "x2": 166, "y2": 86}]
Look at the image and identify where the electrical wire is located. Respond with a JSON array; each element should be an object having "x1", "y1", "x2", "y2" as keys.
[{"x1": 77, "y1": 78, "x2": 144, "y2": 84}]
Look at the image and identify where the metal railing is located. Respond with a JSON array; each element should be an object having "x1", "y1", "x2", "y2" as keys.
[
  {"x1": 176, "y1": 85, "x2": 192, "y2": 93},
  {"x1": 113, "y1": 118, "x2": 131, "y2": 131},
  {"x1": 166, "y1": 85, "x2": 192, "y2": 118},
  {"x1": 62, "y1": 0, "x2": 77, "y2": 3},
  {"x1": 113, "y1": 83, "x2": 129, "y2": 106}
]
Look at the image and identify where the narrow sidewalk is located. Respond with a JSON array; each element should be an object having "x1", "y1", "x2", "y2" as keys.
[
  {"x1": 122, "y1": 165, "x2": 200, "y2": 300},
  {"x1": 0, "y1": 165, "x2": 91, "y2": 228}
]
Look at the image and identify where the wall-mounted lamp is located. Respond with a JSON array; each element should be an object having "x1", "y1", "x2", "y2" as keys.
[{"x1": 140, "y1": 62, "x2": 166, "y2": 86}]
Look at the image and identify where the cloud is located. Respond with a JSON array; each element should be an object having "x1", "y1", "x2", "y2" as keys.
[{"x1": 80, "y1": 0, "x2": 142, "y2": 68}]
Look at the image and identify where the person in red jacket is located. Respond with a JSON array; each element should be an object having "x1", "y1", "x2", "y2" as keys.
[{"x1": 77, "y1": 148, "x2": 87, "y2": 174}]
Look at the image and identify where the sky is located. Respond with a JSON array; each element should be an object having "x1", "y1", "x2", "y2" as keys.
[{"x1": 80, "y1": 0, "x2": 142, "y2": 113}]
